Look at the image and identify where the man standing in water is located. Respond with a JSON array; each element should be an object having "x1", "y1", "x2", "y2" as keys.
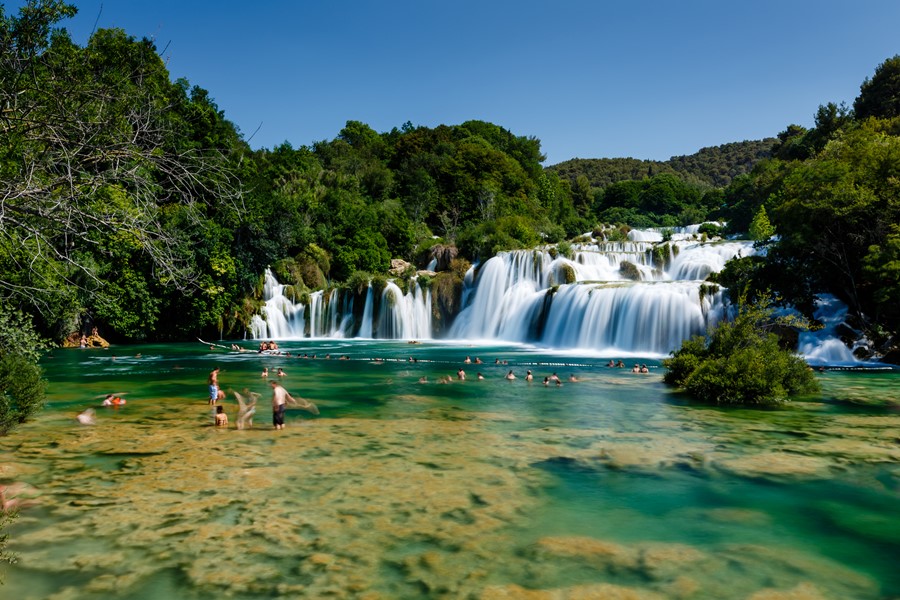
[
  {"x1": 270, "y1": 380, "x2": 319, "y2": 430},
  {"x1": 271, "y1": 380, "x2": 289, "y2": 430}
]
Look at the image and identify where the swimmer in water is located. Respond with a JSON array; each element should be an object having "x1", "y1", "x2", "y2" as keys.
[
  {"x1": 102, "y1": 394, "x2": 126, "y2": 407},
  {"x1": 215, "y1": 405, "x2": 228, "y2": 427}
]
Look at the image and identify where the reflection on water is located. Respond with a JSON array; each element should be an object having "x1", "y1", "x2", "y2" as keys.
[{"x1": 0, "y1": 342, "x2": 898, "y2": 599}]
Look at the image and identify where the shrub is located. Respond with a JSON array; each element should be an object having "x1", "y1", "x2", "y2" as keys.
[
  {"x1": 619, "y1": 261, "x2": 641, "y2": 281},
  {"x1": 663, "y1": 297, "x2": 819, "y2": 405},
  {"x1": 0, "y1": 353, "x2": 46, "y2": 435},
  {"x1": 0, "y1": 507, "x2": 16, "y2": 582},
  {"x1": 698, "y1": 223, "x2": 724, "y2": 238},
  {"x1": 0, "y1": 307, "x2": 49, "y2": 436}
]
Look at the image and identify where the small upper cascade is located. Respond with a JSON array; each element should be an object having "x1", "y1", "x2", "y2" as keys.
[
  {"x1": 667, "y1": 241, "x2": 752, "y2": 281},
  {"x1": 798, "y1": 294, "x2": 860, "y2": 365}
]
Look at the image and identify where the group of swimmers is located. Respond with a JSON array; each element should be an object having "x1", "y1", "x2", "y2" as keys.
[
  {"x1": 78, "y1": 343, "x2": 655, "y2": 429},
  {"x1": 606, "y1": 359, "x2": 651, "y2": 373},
  {"x1": 260, "y1": 367, "x2": 287, "y2": 377},
  {"x1": 424, "y1": 368, "x2": 577, "y2": 386}
]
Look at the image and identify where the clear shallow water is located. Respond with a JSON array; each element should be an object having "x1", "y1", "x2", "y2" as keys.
[{"x1": 1, "y1": 342, "x2": 898, "y2": 599}]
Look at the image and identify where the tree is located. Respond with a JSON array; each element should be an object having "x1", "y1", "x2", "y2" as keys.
[
  {"x1": 571, "y1": 174, "x2": 593, "y2": 216},
  {"x1": 663, "y1": 297, "x2": 819, "y2": 406},
  {"x1": 863, "y1": 224, "x2": 900, "y2": 328},
  {"x1": 854, "y1": 55, "x2": 900, "y2": 120},
  {"x1": 773, "y1": 126, "x2": 900, "y2": 328},
  {"x1": 0, "y1": 3, "x2": 244, "y2": 340},
  {"x1": 748, "y1": 206, "x2": 775, "y2": 242}
]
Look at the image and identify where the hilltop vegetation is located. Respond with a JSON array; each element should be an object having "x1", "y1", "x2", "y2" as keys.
[{"x1": 548, "y1": 139, "x2": 777, "y2": 190}]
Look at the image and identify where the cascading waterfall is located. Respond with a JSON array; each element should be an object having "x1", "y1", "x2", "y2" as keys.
[
  {"x1": 248, "y1": 226, "x2": 863, "y2": 362},
  {"x1": 449, "y1": 229, "x2": 748, "y2": 355},
  {"x1": 378, "y1": 280, "x2": 433, "y2": 340},
  {"x1": 249, "y1": 274, "x2": 305, "y2": 340}
]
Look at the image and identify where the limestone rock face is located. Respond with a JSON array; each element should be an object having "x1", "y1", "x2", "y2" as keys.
[
  {"x1": 389, "y1": 258, "x2": 412, "y2": 276},
  {"x1": 62, "y1": 332, "x2": 109, "y2": 348},
  {"x1": 430, "y1": 244, "x2": 458, "y2": 271}
]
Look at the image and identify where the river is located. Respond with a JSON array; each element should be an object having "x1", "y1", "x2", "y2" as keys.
[{"x1": 1, "y1": 341, "x2": 897, "y2": 599}]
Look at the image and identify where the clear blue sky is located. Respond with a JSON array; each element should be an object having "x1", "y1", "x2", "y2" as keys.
[{"x1": 8, "y1": 0, "x2": 900, "y2": 165}]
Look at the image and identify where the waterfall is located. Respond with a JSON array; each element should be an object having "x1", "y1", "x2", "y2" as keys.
[
  {"x1": 250, "y1": 269, "x2": 432, "y2": 340},
  {"x1": 378, "y1": 280, "x2": 433, "y2": 339},
  {"x1": 798, "y1": 294, "x2": 860, "y2": 365},
  {"x1": 357, "y1": 284, "x2": 374, "y2": 338},
  {"x1": 249, "y1": 271, "x2": 306, "y2": 339},
  {"x1": 248, "y1": 226, "x2": 856, "y2": 362},
  {"x1": 450, "y1": 232, "x2": 752, "y2": 355}
]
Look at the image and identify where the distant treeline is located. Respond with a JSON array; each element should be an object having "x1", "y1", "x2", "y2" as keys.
[{"x1": 548, "y1": 138, "x2": 778, "y2": 190}]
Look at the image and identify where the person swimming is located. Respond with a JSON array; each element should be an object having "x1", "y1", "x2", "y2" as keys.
[{"x1": 102, "y1": 394, "x2": 126, "y2": 407}]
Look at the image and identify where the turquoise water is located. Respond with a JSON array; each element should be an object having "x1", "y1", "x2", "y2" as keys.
[{"x1": 1, "y1": 341, "x2": 898, "y2": 599}]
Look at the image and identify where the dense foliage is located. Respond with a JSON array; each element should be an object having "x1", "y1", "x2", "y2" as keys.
[
  {"x1": 716, "y1": 55, "x2": 900, "y2": 344},
  {"x1": 0, "y1": 306, "x2": 47, "y2": 435},
  {"x1": 663, "y1": 299, "x2": 820, "y2": 405}
]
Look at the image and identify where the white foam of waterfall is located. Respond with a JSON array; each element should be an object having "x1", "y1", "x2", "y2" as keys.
[
  {"x1": 357, "y1": 284, "x2": 374, "y2": 338},
  {"x1": 667, "y1": 241, "x2": 753, "y2": 281},
  {"x1": 249, "y1": 270, "x2": 306, "y2": 339},
  {"x1": 378, "y1": 280, "x2": 432, "y2": 339},
  {"x1": 539, "y1": 282, "x2": 724, "y2": 354},
  {"x1": 449, "y1": 240, "x2": 747, "y2": 353}
]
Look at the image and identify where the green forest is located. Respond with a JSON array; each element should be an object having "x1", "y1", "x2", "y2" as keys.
[{"x1": 2, "y1": 2, "x2": 900, "y2": 423}]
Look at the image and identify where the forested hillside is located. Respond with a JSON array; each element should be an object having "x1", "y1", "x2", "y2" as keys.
[{"x1": 548, "y1": 138, "x2": 777, "y2": 190}]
